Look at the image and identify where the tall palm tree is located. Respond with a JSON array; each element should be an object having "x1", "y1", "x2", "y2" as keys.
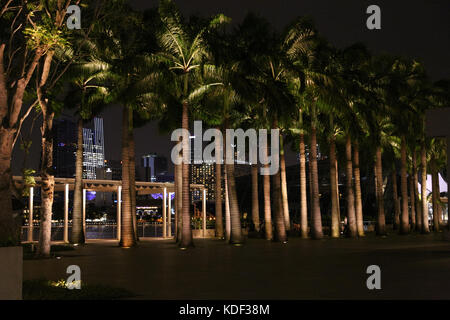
[
  {"x1": 62, "y1": 58, "x2": 110, "y2": 245},
  {"x1": 158, "y1": 0, "x2": 229, "y2": 248}
]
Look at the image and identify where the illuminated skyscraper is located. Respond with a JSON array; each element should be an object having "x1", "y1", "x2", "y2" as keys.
[
  {"x1": 82, "y1": 117, "x2": 105, "y2": 179},
  {"x1": 53, "y1": 117, "x2": 105, "y2": 179},
  {"x1": 140, "y1": 153, "x2": 168, "y2": 182}
]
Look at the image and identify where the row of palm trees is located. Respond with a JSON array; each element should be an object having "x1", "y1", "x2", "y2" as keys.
[{"x1": 1, "y1": 1, "x2": 448, "y2": 255}]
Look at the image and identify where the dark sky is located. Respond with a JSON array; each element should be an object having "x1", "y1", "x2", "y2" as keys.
[{"x1": 12, "y1": 0, "x2": 450, "y2": 175}]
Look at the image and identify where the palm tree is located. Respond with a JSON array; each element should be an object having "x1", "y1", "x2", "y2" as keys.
[
  {"x1": 62, "y1": 59, "x2": 110, "y2": 245},
  {"x1": 90, "y1": 4, "x2": 170, "y2": 247},
  {"x1": 158, "y1": 0, "x2": 229, "y2": 248}
]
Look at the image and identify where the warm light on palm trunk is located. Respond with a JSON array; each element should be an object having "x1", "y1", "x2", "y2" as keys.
[
  {"x1": 400, "y1": 136, "x2": 410, "y2": 234},
  {"x1": 354, "y1": 141, "x2": 365, "y2": 236},
  {"x1": 430, "y1": 157, "x2": 442, "y2": 231},
  {"x1": 120, "y1": 106, "x2": 136, "y2": 247},
  {"x1": 263, "y1": 141, "x2": 273, "y2": 240},
  {"x1": 409, "y1": 174, "x2": 416, "y2": 230},
  {"x1": 175, "y1": 163, "x2": 183, "y2": 242},
  {"x1": 251, "y1": 164, "x2": 260, "y2": 232},
  {"x1": 344, "y1": 135, "x2": 357, "y2": 237},
  {"x1": 180, "y1": 101, "x2": 193, "y2": 248},
  {"x1": 392, "y1": 168, "x2": 401, "y2": 230},
  {"x1": 299, "y1": 133, "x2": 308, "y2": 239},
  {"x1": 129, "y1": 128, "x2": 138, "y2": 241},
  {"x1": 310, "y1": 126, "x2": 323, "y2": 239},
  {"x1": 279, "y1": 136, "x2": 290, "y2": 231},
  {"x1": 420, "y1": 144, "x2": 429, "y2": 233},
  {"x1": 375, "y1": 146, "x2": 386, "y2": 235},
  {"x1": 71, "y1": 118, "x2": 85, "y2": 244},
  {"x1": 329, "y1": 135, "x2": 340, "y2": 238},
  {"x1": 413, "y1": 152, "x2": 422, "y2": 232},
  {"x1": 215, "y1": 134, "x2": 224, "y2": 238}
]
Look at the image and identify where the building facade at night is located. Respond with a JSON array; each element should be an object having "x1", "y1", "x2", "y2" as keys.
[
  {"x1": 53, "y1": 117, "x2": 105, "y2": 180},
  {"x1": 140, "y1": 153, "x2": 168, "y2": 182}
]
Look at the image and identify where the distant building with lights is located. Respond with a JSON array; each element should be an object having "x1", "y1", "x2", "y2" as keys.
[
  {"x1": 139, "y1": 153, "x2": 168, "y2": 182},
  {"x1": 82, "y1": 117, "x2": 105, "y2": 179},
  {"x1": 53, "y1": 116, "x2": 105, "y2": 180}
]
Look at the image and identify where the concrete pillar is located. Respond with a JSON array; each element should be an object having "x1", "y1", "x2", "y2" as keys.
[
  {"x1": 28, "y1": 187, "x2": 34, "y2": 242},
  {"x1": 64, "y1": 184, "x2": 69, "y2": 243},
  {"x1": 82, "y1": 189, "x2": 86, "y2": 237},
  {"x1": 117, "y1": 186, "x2": 122, "y2": 241},
  {"x1": 163, "y1": 188, "x2": 167, "y2": 238},
  {"x1": 203, "y1": 189, "x2": 207, "y2": 237},
  {"x1": 168, "y1": 192, "x2": 173, "y2": 237}
]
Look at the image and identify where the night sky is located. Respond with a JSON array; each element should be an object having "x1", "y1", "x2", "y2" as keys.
[{"x1": 12, "y1": 0, "x2": 450, "y2": 175}]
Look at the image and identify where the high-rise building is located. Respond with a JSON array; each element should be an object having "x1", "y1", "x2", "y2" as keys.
[
  {"x1": 82, "y1": 118, "x2": 105, "y2": 179},
  {"x1": 190, "y1": 159, "x2": 217, "y2": 202},
  {"x1": 140, "y1": 153, "x2": 168, "y2": 182},
  {"x1": 53, "y1": 117, "x2": 105, "y2": 179},
  {"x1": 53, "y1": 118, "x2": 77, "y2": 177}
]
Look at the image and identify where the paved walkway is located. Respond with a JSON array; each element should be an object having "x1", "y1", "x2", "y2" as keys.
[{"x1": 23, "y1": 233, "x2": 450, "y2": 299}]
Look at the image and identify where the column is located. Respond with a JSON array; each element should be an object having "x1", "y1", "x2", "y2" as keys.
[
  {"x1": 163, "y1": 188, "x2": 167, "y2": 238},
  {"x1": 203, "y1": 189, "x2": 207, "y2": 237},
  {"x1": 117, "y1": 186, "x2": 122, "y2": 241},
  {"x1": 168, "y1": 192, "x2": 173, "y2": 237},
  {"x1": 64, "y1": 184, "x2": 69, "y2": 243},
  {"x1": 28, "y1": 187, "x2": 34, "y2": 242},
  {"x1": 82, "y1": 189, "x2": 86, "y2": 237}
]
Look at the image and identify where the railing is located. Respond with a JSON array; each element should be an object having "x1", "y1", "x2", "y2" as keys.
[{"x1": 21, "y1": 221, "x2": 176, "y2": 241}]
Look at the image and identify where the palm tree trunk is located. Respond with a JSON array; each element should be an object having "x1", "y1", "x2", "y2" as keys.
[
  {"x1": 279, "y1": 135, "x2": 290, "y2": 231},
  {"x1": 215, "y1": 131, "x2": 224, "y2": 238},
  {"x1": 129, "y1": 125, "x2": 138, "y2": 241},
  {"x1": 329, "y1": 134, "x2": 340, "y2": 238},
  {"x1": 354, "y1": 141, "x2": 365, "y2": 236},
  {"x1": 225, "y1": 149, "x2": 243, "y2": 244},
  {"x1": 420, "y1": 144, "x2": 429, "y2": 233},
  {"x1": 310, "y1": 123, "x2": 323, "y2": 239},
  {"x1": 431, "y1": 157, "x2": 442, "y2": 231},
  {"x1": 71, "y1": 118, "x2": 85, "y2": 244},
  {"x1": 37, "y1": 111, "x2": 55, "y2": 257},
  {"x1": 120, "y1": 106, "x2": 135, "y2": 247},
  {"x1": 299, "y1": 132, "x2": 308, "y2": 239},
  {"x1": 409, "y1": 173, "x2": 416, "y2": 230},
  {"x1": 263, "y1": 139, "x2": 273, "y2": 240},
  {"x1": 271, "y1": 122, "x2": 287, "y2": 242},
  {"x1": 392, "y1": 167, "x2": 401, "y2": 230},
  {"x1": 175, "y1": 163, "x2": 183, "y2": 242},
  {"x1": 251, "y1": 164, "x2": 260, "y2": 232},
  {"x1": 344, "y1": 135, "x2": 357, "y2": 237},
  {"x1": 180, "y1": 100, "x2": 193, "y2": 248},
  {"x1": 400, "y1": 136, "x2": 410, "y2": 234},
  {"x1": 375, "y1": 146, "x2": 386, "y2": 235},
  {"x1": 413, "y1": 151, "x2": 422, "y2": 232},
  {"x1": 224, "y1": 164, "x2": 231, "y2": 241}
]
